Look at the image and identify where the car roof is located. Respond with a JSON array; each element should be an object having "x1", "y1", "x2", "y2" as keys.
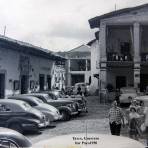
[
  {"x1": 9, "y1": 95, "x2": 39, "y2": 102},
  {"x1": 0, "y1": 99, "x2": 26, "y2": 106},
  {"x1": 135, "y1": 96, "x2": 148, "y2": 101},
  {"x1": 33, "y1": 133, "x2": 144, "y2": 148},
  {"x1": 27, "y1": 93, "x2": 48, "y2": 96}
]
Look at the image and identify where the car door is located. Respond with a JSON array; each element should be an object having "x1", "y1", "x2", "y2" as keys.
[{"x1": 0, "y1": 103, "x2": 12, "y2": 126}]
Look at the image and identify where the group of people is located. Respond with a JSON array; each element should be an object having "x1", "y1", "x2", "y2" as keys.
[{"x1": 108, "y1": 100, "x2": 148, "y2": 146}]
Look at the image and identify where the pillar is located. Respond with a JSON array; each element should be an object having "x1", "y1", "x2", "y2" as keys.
[
  {"x1": 134, "y1": 22, "x2": 140, "y2": 62},
  {"x1": 100, "y1": 22, "x2": 107, "y2": 62},
  {"x1": 100, "y1": 63, "x2": 107, "y2": 90},
  {"x1": 134, "y1": 63, "x2": 140, "y2": 89},
  {"x1": 133, "y1": 22, "x2": 140, "y2": 90},
  {"x1": 65, "y1": 59, "x2": 71, "y2": 86}
]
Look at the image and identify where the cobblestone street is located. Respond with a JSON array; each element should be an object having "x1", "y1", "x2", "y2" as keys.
[
  {"x1": 28, "y1": 96, "x2": 110, "y2": 144},
  {"x1": 27, "y1": 96, "x2": 146, "y2": 146}
]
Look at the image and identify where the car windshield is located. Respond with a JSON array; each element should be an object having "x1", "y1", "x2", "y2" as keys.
[
  {"x1": 48, "y1": 93, "x2": 58, "y2": 100},
  {"x1": 35, "y1": 98, "x2": 44, "y2": 104},
  {"x1": 53, "y1": 92, "x2": 66, "y2": 98}
]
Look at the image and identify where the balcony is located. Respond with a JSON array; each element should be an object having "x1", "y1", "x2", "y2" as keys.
[{"x1": 107, "y1": 52, "x2": 133, "y2": 62}]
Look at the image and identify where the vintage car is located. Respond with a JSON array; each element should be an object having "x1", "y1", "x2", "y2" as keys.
[
  {"x1": 0, "y1": 99, "x2": 47, "y2": 133},
  {"x1": 24, "y1": 93, "x2": 78, "y2": 121},
  {"x1": 119, "y1": 87, "x2": 137, "y2": 105},
  {"x1": 33, "y1": 133, "x2": 144, "y2": 148},
  {"x1": 72, "y1": 82, "x2": 90, "y2": 96},
  {"x1": 135, "y1": 95, "x2": 148, "y2": 106},
  {"x1": 0, "y1": 127, "x2": 32, "y2": 148},
  {"x1": 8, "y1": 95, "x2": 61, "y2": 122},
  {"x1": 48, "y1": 90, "x2": 87, "y2": 114}
]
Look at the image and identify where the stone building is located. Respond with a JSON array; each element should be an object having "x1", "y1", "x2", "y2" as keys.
[
  {"x1": 89, "y1": 3, "x2": 148, "y2": 93},
  {"x1": 0, "y1": 35, "x2": 65, "y2": 98}
]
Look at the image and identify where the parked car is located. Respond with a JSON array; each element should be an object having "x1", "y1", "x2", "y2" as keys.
[
  {"x1": 48, "y1": 90, "x2": 87, "y2": 114},
  {"x1": 0, "y1": 99, "x2": 47, "y2": 133},
  {"x1": 8, "y1": 95, "x2": 61, "y2": 122},
  {"x1": 0, "y1": 127, "x2": 32, "y2": 148},
  {"x1": 73, "y1": 82, "x2": 90, "y2": 96},
  {"x1": 119, "y1": 87, "x2": 137, "y2": 105},
  {"x1": 135, "y1": 95, "x2": 148, "y2": 106},
  {"x1": 33, "y1": 133, "x2": 144, "y2": 148},
  {"x1": 24, "y1": 93, "x2": 78, "y2": 121}
]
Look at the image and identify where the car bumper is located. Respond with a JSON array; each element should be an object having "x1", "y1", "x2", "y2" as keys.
[
  {"x1": 53, "y1": 115, "x2": 62, "y2": 121},
  {"x1": 78, "y1": 107, "x2": 87, "y2": 112},
  {"x1": 70, "y1": 111, "x2": 78, "y2": 115}
]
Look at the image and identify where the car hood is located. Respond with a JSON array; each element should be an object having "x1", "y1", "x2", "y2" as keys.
[
  {"x1": 28, "y1": 107, "x2": 43, "y2": 118},
  {"x1": 47, "y1": 99, "x2": 73, "y2": 104},
  {"x1": 58, "y1": 97, "x2": 82, "y2": 101},
  {"x1": 35, "y1": 103, "x2": 59, "y2": 113}
]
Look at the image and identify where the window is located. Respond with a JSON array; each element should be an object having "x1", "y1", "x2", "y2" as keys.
[{"x1": 0, "y1": 104, "x2": 10, "y2": 112}]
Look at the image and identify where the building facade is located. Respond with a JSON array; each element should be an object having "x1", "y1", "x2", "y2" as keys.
[
  {"x1": 89, "y1": 4, "x2": 148, "y2": 93},
  {"x1": 60, "y1": 45, "x2": 91, "y2": 87},
  {"x1": 51, "y1": 60, "x2": 66, "y2": 90},
  {"x1": 87, "y1": 39, "x2": 100, "y2": 94},
  {"x1": 0, "y1": 35, "x2": 65, "y2": 98}
]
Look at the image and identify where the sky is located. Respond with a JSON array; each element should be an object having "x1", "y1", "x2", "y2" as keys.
[{"x1": 0, "y1": 0, "x2": 148, "y2": 52}]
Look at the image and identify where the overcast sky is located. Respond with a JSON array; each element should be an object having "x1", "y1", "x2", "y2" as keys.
[{"x1": 0, "y1": 0, "x2": 148, "y2": 51}]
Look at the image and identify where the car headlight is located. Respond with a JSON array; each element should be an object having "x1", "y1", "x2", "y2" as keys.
[{"x1": 67, "y1": 103, "x2": 73, "y2": 108}]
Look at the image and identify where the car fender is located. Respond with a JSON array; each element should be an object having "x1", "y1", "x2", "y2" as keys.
[
  {"x1": 58, "y1": 106, "x2": 71, "y2": 115},
  {"x1": 6, "y1": 118, "x2": 22, "y2": 127}
]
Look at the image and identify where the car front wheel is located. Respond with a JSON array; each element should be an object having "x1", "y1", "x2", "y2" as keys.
[{"x1": 60, "y1": 110, "x2": 70, "y2": 121}]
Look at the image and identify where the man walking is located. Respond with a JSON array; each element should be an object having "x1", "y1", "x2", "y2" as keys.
[{"x1": 108, "y1": 100, "x2": 125, "y2": 136}]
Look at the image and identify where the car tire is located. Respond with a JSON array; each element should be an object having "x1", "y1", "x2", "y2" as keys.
[
  {"x1": 60, "y1": 110, "x2": 70, "y2": 121},
  {"x1": 9, "y1": 123, "x2": 23, "y2": 133}
]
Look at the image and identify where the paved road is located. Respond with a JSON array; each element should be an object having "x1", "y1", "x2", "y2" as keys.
[{"x1": 27, "y1": 96, "x2": 110, "y2": 144}]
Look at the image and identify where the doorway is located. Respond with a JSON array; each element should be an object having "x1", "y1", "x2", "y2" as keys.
[
  {"x1": 140, "y1": 74, "x2": 148, "y2": 92},
  {"x1": 0, "y1": 73, "x2": 5, "y2": 98},
  {"x1": 39, "y1": 74, "x2": 45, "y2": 91},
  {"x1": 116, "y1": 76, "x2": 126, "y2": 89},
  {"x1": 21, "y1": 75, "x2": 28, "y2": 94},
  {"x1": 47, "y1": 75, "x2": 51, "y2": 90}
]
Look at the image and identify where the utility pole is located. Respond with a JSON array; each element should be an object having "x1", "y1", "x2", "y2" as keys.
[
  {"x1": 115, "y1": 4, "x2": 117, "y2": 11},
  {"x1": 4, "y1": 26, "x2": 6, "y2": 36}
]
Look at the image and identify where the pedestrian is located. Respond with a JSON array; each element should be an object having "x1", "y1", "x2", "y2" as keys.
[
  {"x1": 108, "y1": 100, "x2": 125, "y2": 136},
  {"x1": 143, "y1": 106, "x2": 148, "y2": 146},
  {"x1": 77, "y1": 85, "x2": 82, "y2": 95},
  {"x1": 128, "y1": 107, "x2": 141, "y2": 140}
]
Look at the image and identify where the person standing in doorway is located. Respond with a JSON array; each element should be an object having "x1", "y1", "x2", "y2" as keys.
[{"x1": 108, "y1": 100, "x2": 125, "y2": 136}]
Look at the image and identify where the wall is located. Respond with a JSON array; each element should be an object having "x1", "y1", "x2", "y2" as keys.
[
  {"x1": 0, "y1": 47, "x2": 54, "y2": 97},
  {"x1": 107, "y1": 67, "x2": 134, "y2": 89},
  {"x1": 90, "y1": 40, "x2": 100, "y2": 94}
]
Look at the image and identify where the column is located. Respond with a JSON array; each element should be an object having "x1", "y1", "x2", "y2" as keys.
[
  {"x1": 100, "y1": 63, "x2": 107, "y2": 89},
  {"x1": 66, "y1": 59, "x2": 71, "y2": 86},
  {"x1": 99, "y1": 63, "x2": 107, "y2": 103},
  {"x1": 86, "y1": 59, "x2": 88, "y2": 71},
  {"x1": 134, "y1": 22, "x2": 140, "y2": 62},
  {"x1": 134, "y1": 63, "x2": 140, "y2": 89},
  {"x1": 100, "y1": 22, "x2": 107, "y2": 62}
]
